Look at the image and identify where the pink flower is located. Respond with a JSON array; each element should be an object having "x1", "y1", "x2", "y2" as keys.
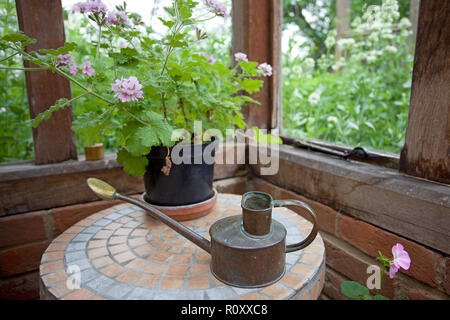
[
  {"x1": 201, "y1": 52, "x2": 217, "y2": 64},
  {"x1": 389, "y1": 243, "x2": 411, "y2": 279},
  {"x1": 71, "y1": 2, "x2": 89, "y2": 13},
  {"x1": 105, "y1": 11, "x2": 118, "y2": 25},
  {"x1": 234, "y1": 52, "x2": 248, "y2": 63},
  {"x1": 72, "y1": 0, "x2": 107, "y2": 15},
  {"x1": 69, "y1": 64, "x2": 79, "y2": 75},
  {"x1": 111, "y1": 76, "x2": 144, "y2": 103},
  {"x1": 87, "y1": 0, "x2": 107, "y2": 15},
  {"x1": 106, "y1": 11, "x2": 130, "y2": 26},
  {"x1": 56, "y1": 54, "x2": 75, "y2": 67},
  {"x1": 204, "y1": 0, "x2": 228, "y2": 18},
  {"x1": 258, "y1": 62, "x2": 273, "y2": 77},
  {"x1": 82, "y1": 61, "x2": 95, "y2": 76}
]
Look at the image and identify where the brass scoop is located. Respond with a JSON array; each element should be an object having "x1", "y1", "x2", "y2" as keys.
[
  {"x1": 86, "y1": 178, "x2": 210, "y2": 252},
  {"x1": 87, "y1": 178, "x2": 318, "y2": 288}
]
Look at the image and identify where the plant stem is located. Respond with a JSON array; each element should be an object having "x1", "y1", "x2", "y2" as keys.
[
  {"x1": 0, "y1": 66, "x2": 50, "y2": 71},
  {"x1": 0, "y1": 52, "x2": 19, "y2": 63},
  {"x1": 95, "y1": 24, "x2": 103, "y2": 64},
  {"x1": 121, "y1": 105, "x2": 149, "y2": 127}
]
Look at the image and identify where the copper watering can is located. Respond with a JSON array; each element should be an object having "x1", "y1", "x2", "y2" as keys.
[{"x1": 87, "y1": 178, "x2": 318, "y2": 288}]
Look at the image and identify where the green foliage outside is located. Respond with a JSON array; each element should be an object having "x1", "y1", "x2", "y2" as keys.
[
  {"x1": 0, "y1": 0, "x2": 415, "y2": 163},
  {"x1": 0, "y1": 0, "x2": 33, "y2": 162},
  {"x1": 282, "y1": 0, "x2": 414, "y2": 153},
  {"x1": 1, "y1": 0, "x2": 276, "y2": 176}
]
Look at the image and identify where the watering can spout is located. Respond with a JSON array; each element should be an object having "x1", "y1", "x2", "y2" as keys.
[{"x1": 86, "y1": 178, "x2": 211, "y2": 253}]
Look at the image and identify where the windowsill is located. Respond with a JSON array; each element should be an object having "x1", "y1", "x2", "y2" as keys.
[
  {"x1": 249, "y1": 144, "x2": 450, "y2": 254},
  {"x1": 0, "y1": 143, "x2": 246, "y2": 217},
  {"x1": 0, "y1": 153, "x2": 121, "y2": 181}
]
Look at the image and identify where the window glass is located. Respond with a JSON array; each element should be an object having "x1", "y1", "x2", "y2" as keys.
[{"x1": 282, "y1": 0, "x2": 416, "y2": 154}]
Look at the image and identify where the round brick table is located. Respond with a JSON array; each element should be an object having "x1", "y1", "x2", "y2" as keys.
[{"x1": 39, "y1": 194, "x2": 325, "y2": 300}]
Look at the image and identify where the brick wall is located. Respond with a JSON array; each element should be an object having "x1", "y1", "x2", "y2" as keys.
[
  {"x1": 246, "y1": 177, "x2": 450, "y2": 300},
  {"x1": 1, "y1": 176, "x2": 448, "y2": 300},
  {"x1": 0, "y1": 179, "x2": 244, "y2": 300},
  {"x1": 0, "y1": 198, "x2": 124, "y2": 299}
]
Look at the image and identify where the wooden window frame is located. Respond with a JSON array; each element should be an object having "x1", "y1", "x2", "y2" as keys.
[{"x1": 0, "y1": 0, "x2": 448, "y2": 253}]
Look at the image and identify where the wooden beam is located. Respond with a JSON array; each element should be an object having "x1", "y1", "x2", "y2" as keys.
[
  {"x1": 15, "y1": 0, "x2": 77, "y2": 165},
  {"x1": 231, "y1": 0, "x2": 281, "y2": 129},
  {"x1": 336, "y1": 0, "x2": 351, "y2": 58},
  {"x1": 399, "y1": 0, "x2": 450, "y2": 184},
  {"x1": 409, "y1": 0, "x2": 420, "y2": 46}
]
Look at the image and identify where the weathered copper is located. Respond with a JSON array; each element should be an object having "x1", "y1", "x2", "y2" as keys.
[{"x1": 87, "y1": 179, "x2": 318, "y2": 288}]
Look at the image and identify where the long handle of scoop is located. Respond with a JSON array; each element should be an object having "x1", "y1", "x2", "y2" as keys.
[
  {"x1": 117, "y1": 194, "x2": 211, "y2": 254},
  {"x1": 86, "y1": 178, "x2": 211, "y2": 253}
]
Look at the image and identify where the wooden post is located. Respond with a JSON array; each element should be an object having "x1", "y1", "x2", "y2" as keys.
[
  {"x1": 409, "y1": 0, "x2": 420, "y2": 46},
  {"x1": 336, "y1": 0, "x2": 351, "y2": 59},
  {"x1": 399, "y1": 0, "x2": 450, "y2": 184},
  {"x1": 16, "y1": 0, "x2": 77, "y2": 165},
  {"x1": 231, "y1": 0, "x2": 281, "y2": 130}
]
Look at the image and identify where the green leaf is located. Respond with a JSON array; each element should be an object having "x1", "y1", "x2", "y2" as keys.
[
  {"x1": 32, "y1": 98, "x2": 70, "y2": 128},
  {"x1": 143, "y1": 111, "x2": 176, "y2": 146},
  {"x1": 135, "y1": 126, "x2": 160, "y2": 148},
  {"x1": 116, "y1": 148, "x2": 148, "y2": 176},
  {"x1": 239, "y1": 78, "x2": 263, "y2": 94},
  {"x1": 252, "y1": 127, "x2": 282, "y2": 144},
  {"x1": 373, "y1": 294, "x2": 389, "y2": 300},
  {"x1": 158, "y1": 17, "x2": 175, "y2": 28},
  {"x1": 2, "y1": 33, "x2": 30, "y2": 43},
  {"x1": 40, "y1": 42, "x2": 77, "y2": 56},
  {"x1": 340, "y1": 281, "x2": 370, "y2": 299}
]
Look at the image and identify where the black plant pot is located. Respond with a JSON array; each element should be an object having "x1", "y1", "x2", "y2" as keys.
[{"x1": 143, "y1": 141, "x2": 218, "y2": 206}]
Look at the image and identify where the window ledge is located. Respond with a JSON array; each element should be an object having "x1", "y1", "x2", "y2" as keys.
[
  {"x1": 250, "y1": 144, "x2": 450, "y2": 254},
  {"x1": 0, "y1": 144, "x2": 246, "y2": 217}
]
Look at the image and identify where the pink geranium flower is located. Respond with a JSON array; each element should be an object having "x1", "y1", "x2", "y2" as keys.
[
  {"x1": 82, "y1": 61, "x2": 95, "y2": 76},
  {"x1": 69, "y1": 64, "x2": 79, "y2": 75},
  {"x1": 258, "y1": 62, "x2": 273, "y2": 77},
  {"x1": 204, "y1": 0, "x2": 228, "y2": 18},
  {"x1": 106, "y1": 11, "x2": 130, "y2": 26},
  {"x1": 234, "y1": 52, "x2": 248, "y2": 63},
  {"x1": 389, "y1": 243, "x2": 411, "y2": 279},
  {"x1": 56, "y1": 54, "x2": 75, "y2": 67},
  {"x1": 72, "y1": 0, "x2": 107, "y2": 15},
  {"x1": 111, "y1": 76, "x2": 144, "y2": 103}
]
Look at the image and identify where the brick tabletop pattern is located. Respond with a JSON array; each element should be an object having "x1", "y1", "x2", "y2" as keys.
[{"x1": 39, "y1": 194, "x2": 325, "y2": 300}]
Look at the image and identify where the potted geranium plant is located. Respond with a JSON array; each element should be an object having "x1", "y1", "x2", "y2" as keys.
[{"x1": 0, "y1": 0, "x2": 277, "y2": 208}]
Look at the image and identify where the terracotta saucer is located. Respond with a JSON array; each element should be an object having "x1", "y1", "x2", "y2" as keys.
[{"x1": 140, "y1": 189, "x2": 218, "y2": 221}]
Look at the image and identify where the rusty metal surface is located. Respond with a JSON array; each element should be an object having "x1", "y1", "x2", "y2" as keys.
[
  {"x1": 210, "y1": 216, "x2": 286, "y2": 288},
  {"x1": 88, "y1": 180, "x2": 319, "y2": 288},
  {"x1": 241, "y1": 191, "x2": 273, "y2": 236}
]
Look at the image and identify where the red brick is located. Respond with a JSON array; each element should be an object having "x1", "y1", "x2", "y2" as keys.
[
  {"x1": 52, "y1": 200, "x2": 116, "y2": 233},
  {"x1": 0, "y1": 272, "x2": 40, "y2": 300},
  {"x1": 322, "y1": 268, "x2": 349, "y2": 300},
  {"x1": 408, "y1": 289, "x2": 441, "y2": 300},
  {"x1": 0, "y1": 241, "x2": 50, "y2": 276},
  {"x1": 339, "y1": 214, "x2": 444, "y2": 288},
  {"x1": 0, "y1": 211, "x2": 47, "y2": 248},
  {"x1": 444, "y1": 257, "x2": 450, "y2": 296},
  {"x1": 324, "y1": 238, "x2": 396, "y2": 299}
]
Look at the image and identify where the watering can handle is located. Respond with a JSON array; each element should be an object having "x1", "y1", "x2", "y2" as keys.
[{"x1": 272, "y1": 199, "x2": 319, "y2": 253}]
